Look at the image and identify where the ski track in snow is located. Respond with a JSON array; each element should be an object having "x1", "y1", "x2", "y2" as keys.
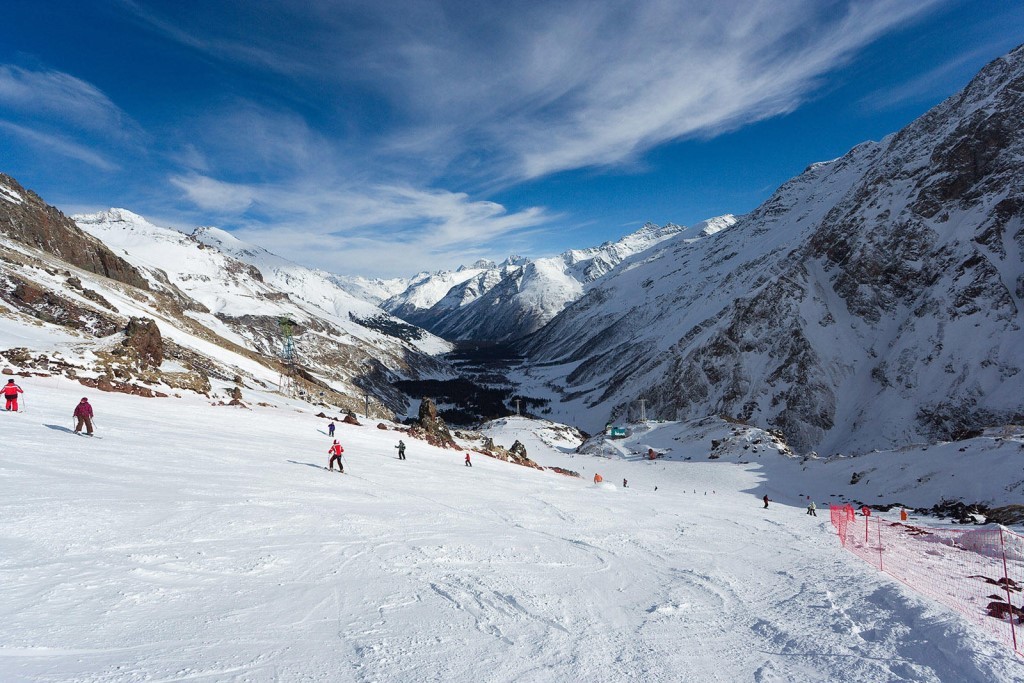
[{"x1": 0, "y1": 385, "x2": 1021, "y2": 682}]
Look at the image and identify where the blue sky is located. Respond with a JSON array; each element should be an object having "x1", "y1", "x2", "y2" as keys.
[{"x1": 1, "y1": 0, "x2": 1021, "y2": 278}]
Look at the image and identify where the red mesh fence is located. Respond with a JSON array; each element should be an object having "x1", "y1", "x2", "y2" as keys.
[{"x1": 829, "y1": 503, "x2": 1023, "y2": 655}]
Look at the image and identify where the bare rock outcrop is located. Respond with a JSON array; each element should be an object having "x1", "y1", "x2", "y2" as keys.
[
  {"x1": 479, "y1": 436, "x2": 542, "y2": 469},
  {"x1": 0, "y1": 173, "x2": 148, "y2": 289},
  {"x1": 122, "y1": 317, "x2": 163, "y2": 369},
  {"x1": 408, "y1": 397, "x2": 457, "y2": 448}
]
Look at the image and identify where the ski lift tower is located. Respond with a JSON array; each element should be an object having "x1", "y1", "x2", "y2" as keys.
[{"x1": 278, "y1": 318, "x2": 297, "y2": 397}]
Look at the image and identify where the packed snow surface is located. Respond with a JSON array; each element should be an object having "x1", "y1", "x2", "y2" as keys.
[{"x1": 1, "y1": 385, "x2": 1021, "y2": 682}]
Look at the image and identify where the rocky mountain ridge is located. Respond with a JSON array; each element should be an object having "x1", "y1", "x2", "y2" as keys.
[
  {"x1": 514, "y1": 44, "x2": 1024, "y2": 455},
  {"x1": 380, "y1": 218, "x2": 734, "y2": 341}
]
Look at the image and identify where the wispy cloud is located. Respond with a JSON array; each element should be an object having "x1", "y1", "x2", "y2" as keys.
[
  {"x1": 0, "y1": 64, "x2": 142, "y2": 143},
  {"x1": 166, "y1": 171, "x2": 555, "y2": 276},
  {"x1": 0, "y1": 120, "x2": 120, "y2": 171},
  {"x1": 127, "y1": 1, "x2": 943, "y2": 184},
  {"x1": 111, "y1": 0, "x2": 945, "y2": 276}
]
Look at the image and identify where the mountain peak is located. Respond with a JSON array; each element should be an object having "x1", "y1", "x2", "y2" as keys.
[{"x1": 75, "y1": 207, "x2": 149, "y2": 226}]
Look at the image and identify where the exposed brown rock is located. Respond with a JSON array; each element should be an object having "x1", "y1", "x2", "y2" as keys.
[
  {"x1": 478, "y1": 436, "x2": 542, "y2": 469},
  {"x1": 0, "y1": 274, "x2": 120, "y2": 336},
  {"x1": 0, "y1": 173, "x2": 148, "y2": 289},
  {"x1": 408, "y1": 397, "x2": 458, "y2": 449},
  {"x1": 122, "y1": 317, "x2": 163, "y2": 369},
  {"x1": 77, "y1": 375, "x2": 161, "y2": 397}
]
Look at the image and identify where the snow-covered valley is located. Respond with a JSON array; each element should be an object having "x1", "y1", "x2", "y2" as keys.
[{"x1": 1, "y1": 377, "x2": 1022, "y2": 682}]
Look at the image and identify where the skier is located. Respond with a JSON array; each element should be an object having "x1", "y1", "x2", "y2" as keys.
[
  {"x1": 623, "y1": 478, "x2": 628, "y2": 488},
  {"x1": 395, "y1": 440, "x2": 406, "y2": 460},
  {"x1": 73, "y1": 397, "x2": 94, "y2": 435},
  {"x1": 593, "y1": 473, "x2": 603, "y2": 484},
  {"x1": 464, "y1": 453, "x2": 472, "y2": 467},
  {"x1": 763, "y1": 494, "x2": 769, "y2": 509},
  {"x1": 328, "y1": 421, "x2": 336, "y2": 437},
  {"x1": 806, "y1": 501, "x2": 817, "y2": 516},
  {"x1": 328, "y1": 440, "x2": 344, "y2": 472},
  {"x1": 3, "y1": 379, "x2": 24, "y2": 411}
]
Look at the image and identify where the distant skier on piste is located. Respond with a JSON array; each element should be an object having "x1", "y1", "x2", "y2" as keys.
[
  {"x1": 328, "y1": 440, "x2": 344, "y2": 472},
  {"x1": 395, "y1": 440, "x2": 406, "y2": 460},
  {"x1": 3, "y1": 379, "x2": 24, "y2": 411},
  {"x1": 763, "y1": 494, "x2": 770, "y2": 509},
  {"x1": 464, "y1": 453, "x2": 472, "y2": 467},
  {"x1": 73, "y1": 397, "x2": 94, "y2": 435},
  {"x1": 328, "y1": 421, "x2": 336, "y2": 437}
]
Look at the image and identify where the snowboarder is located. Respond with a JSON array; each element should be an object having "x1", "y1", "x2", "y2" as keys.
[
  {"x1": 806, "y1": 501, "x2": 817, "y2": 516},
  {"x1": 395, "y1": 440, "x2": 406, "y2": 460},
  {"x1": 623, "y1": 478, "x2": 628, "y2": 488},
  {"x1": 328, "y1": 440, "x2": 344, "y2": 472},
  {"x1": 464, "y1": 453, "x2": 472, "y2": 467},
  {"x1": 328, "y1": 421, "x2": 336, "y2": 437},
  {"x1": 593, "y1": 473, "x2": 603, "y2": 484},
  {"x1": 763, "y1": 494, "x2": 769, "y2": 509},
  {"x1": 3, "y1": 379, "x2": 24, "y2": 411},
  {"x1": 73, "y1": 397, "x2": 94, "y2": 435}
]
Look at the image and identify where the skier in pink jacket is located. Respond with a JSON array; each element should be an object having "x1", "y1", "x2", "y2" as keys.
[{"x1": 73, "y1": 397, "x2": 94, "y2": 435}]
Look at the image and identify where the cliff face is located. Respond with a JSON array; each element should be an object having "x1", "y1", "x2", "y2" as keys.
[
  {"x1": 518, "y1": 45, "x2": 1024, "y2": 454},
  {"x1": 0, "y1": 174, "x2": 148, "y2": 289}
]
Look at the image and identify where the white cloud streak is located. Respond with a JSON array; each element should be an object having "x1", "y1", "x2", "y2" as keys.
[
  {"x1": 127, "y1": 1, "x2": 944, "y2": 183},
  {"x1": 114, "y1": 0, "x2": 947, "y2": 275},
  {"x1": 0, "y1": 64, "x2": 142, "y2": 143},
  {"x1": 0, "y1": 120, "x2": 120, "y2": 171},
  {"x1": 167, "y1": 171, "x2": 554, "y2": 276}
]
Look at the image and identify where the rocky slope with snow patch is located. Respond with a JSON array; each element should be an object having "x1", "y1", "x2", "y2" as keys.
[
  {"x1": 517, "y1": 45, "x2": 1024, "y2": 456},
  {"x1": 0, "y1": 189, "x2": 453, "y2": 416},
  {"x1": 71, "y1": 209, "x2": 452, "y2": 410}
]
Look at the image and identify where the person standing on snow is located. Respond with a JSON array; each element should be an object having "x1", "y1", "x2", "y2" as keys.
[
  {"x1": 623, "y1": 478, "x2": 628, "y2": 488},
  {"x1": 395, "y1": 440, "x2": 406, "y2": 460},
  {"x1": 464, "y1": 453, "x2": 472, "y2": 467},
  {"x1": 328, "y1": 440, "x2": 344, "y2": 472},
  {"x1": 73, "y1": 397, "x2": 94, "y2": 435},
  {"x1": 3, "y1": 379, "x2": 24, "y2": 411},
  {"x1": 806, "y1": 501, "x2": 817, "y2": 516},
  {"x1": 763, "y1": 494, "x2": 770, "y2": 509},
  {"x1": 328, "y1": 421, "x2": 336, "y2": 437}
]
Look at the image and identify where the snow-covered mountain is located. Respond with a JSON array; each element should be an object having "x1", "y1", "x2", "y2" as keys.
[
  {"x1": 0, "y1": 188, "x2": 451, "y2": 417},
  {"x1": 383, "y1": 220, "x2": 731, "y2": 341},
  {"x1": 516, "y1": 45, "x2": 1024, "y2": 455}
]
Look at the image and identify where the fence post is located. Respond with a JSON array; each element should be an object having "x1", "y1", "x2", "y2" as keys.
[
  {"x1": 998, "y1": 527, "x2": 1018, "y2": 653},
  {"x1": 877, "y1": 516, "x2": 884, "y2": 572}
]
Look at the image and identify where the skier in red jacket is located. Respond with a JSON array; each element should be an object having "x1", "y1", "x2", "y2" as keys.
[
  {"x1": 328, "y1": 440, "x2": 344, "y2": 472},
  {"x1": 3, "y1": 379, "x2": 23, "y2": 411},
  {"x1": 73, "y1": 397, "x2": 94, "y2": 435},
  {"x1": 464, "y1": 453, "x2": 472, "y2": 467}
]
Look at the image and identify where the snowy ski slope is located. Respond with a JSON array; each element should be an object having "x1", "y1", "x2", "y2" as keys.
[{"x1": 1, "y1": 382, "x2": 1021, "y2": 682}]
